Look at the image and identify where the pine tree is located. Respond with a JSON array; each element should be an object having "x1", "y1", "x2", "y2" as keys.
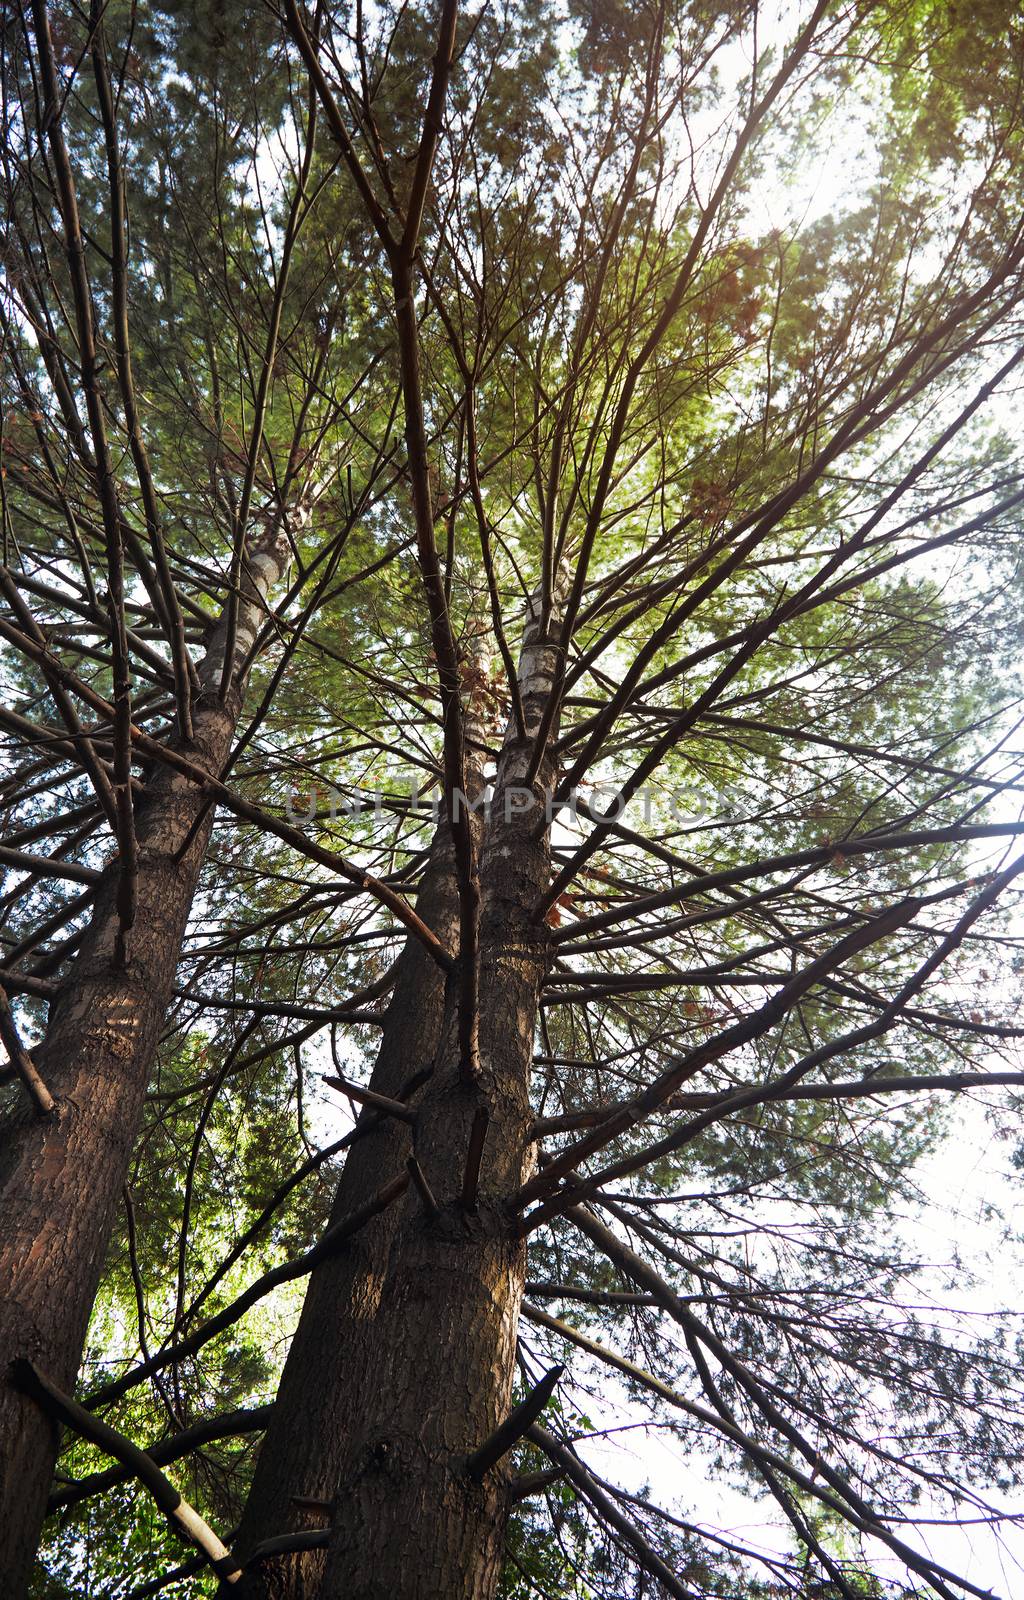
[{"x1": 5, "y1": 2, "x2": 1024, "y2": 1598}]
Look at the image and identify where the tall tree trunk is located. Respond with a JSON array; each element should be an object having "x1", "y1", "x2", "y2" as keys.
[
  {"x1": 231, "y1": 665, "x2": 491, "y2": 1600},
  {"x1": 0, "y1": 522, "x2": 293, "y2": 1595},
  {"x1": 229, "y1": 590, "x2": 561, "y2": 1600},
  {"x1": 229, "y1": 825, "x2": 461, "y2": 1597},
  {"x1": 315, "y1": 591, "x2": 560, "y2": 1600}
]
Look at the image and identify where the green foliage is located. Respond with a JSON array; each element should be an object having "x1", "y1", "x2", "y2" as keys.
[{"x1": 6, "y1": 0, "x2": 1024, "y2": 1592}]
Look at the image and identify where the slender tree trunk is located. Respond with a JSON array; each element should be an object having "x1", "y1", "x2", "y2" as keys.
[{"x1": 0, "y1": 522, "x2": 293, "y2": 1594}]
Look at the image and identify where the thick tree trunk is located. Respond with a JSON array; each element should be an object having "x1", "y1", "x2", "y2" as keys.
[
  {"x1": 229, "y1": 591, "x2": 561, "y2": 1600},
  {"x1": 229, "y1": 826, "x2": 461, "y2": 1597},
  {"x1": 319, "y1": 796, "x2": 550, "y2": 1596},
  {"x1": 0, "y1": 524, "x2": 292, "y2": 1594},
  {"x1": 315, "y1": 595, "x2": 560, "y2": 1600},
  {"x1": 231, "y1": 671, "x2": 491, "y2": 1600}
]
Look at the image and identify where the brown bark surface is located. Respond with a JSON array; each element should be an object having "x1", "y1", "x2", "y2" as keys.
[
  {"x1": 229, "y1": 828, "x2": 461, "y2": 1598},
  {"x1": 315, "y1": 599, "x2": 560, "y2": 1600},
  {"x1": 232, "y1": 691, "x2": 491, "y2": 1599},
  {"x1": 228, "y1": 594, "x2": 561, "y2": 1600},
  {"x1": 0, "y1": 525, "x2": 291, "y2": 1595}
]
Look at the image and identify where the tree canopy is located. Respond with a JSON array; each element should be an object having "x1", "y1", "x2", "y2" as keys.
[{"x1": 2, "y1": 1, "x2": 1024, "y2": 1597}]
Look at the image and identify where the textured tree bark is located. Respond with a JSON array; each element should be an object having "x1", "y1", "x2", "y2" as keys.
[
  {"x1": 231, "y1": 677, "x2": 491, "y2": 1600},
  {"x1": 0, "y1": 522, "x2": 293, "y2": 1595},
  {"x1": 227, "y1": 591, "x2": 561, "y2": 1600},
  {"x1": 313, "y1": 592, "x2": 560, "y2": 1600},
  {"x1": 228, "y1": 825, "x2": 461, "y2": 1598}
]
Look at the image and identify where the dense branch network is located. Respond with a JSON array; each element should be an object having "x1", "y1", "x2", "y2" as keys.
[{"x1": 2, "y1": 0, "x2": 1024, "y2": 1597}]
